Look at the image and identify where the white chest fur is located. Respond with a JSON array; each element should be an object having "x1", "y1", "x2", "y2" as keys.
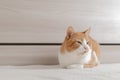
[{"x1": 58, "y1": 48, "x2": 92, "y2": 68}]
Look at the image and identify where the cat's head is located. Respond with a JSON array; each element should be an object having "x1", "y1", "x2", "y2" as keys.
[{"x1": 62, "y1": 26, "x2": 92, "y2": 53}]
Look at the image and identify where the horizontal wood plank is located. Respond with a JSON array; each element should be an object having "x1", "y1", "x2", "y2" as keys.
[
  {"x1": 0, "y1": 45, "x2": 119, "y2": 65},
  {"x1": 0, "y1": 0, "x2": 120, "y2": 43},
  {"x1": 0, "y1": 46, "x2": 59, "y2": 65}
]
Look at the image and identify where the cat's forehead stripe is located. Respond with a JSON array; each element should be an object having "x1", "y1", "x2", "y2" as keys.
[
  {"x1": 76, "y1": 39, "x2": 87, "y2": 42},
  {"x1": 83, "y1": 39, "x2": 87, "y2": 44},
  {"x1": 83, "y1": 39, "x2": 87, "y2": 42}
]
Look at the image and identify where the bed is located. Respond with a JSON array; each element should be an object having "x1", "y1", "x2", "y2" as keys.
[{"x1": 0, "y1": 63, "x2": 120, "y2": 80}]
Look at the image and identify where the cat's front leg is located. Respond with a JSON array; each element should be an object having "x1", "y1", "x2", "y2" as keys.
[{"x1": 66, "y1": 64, "x2": 84, "y2": 69}]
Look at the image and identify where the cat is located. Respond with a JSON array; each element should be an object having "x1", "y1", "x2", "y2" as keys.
[{"x1": 58, "y1": 26, "x2": 100, "y2": 69}]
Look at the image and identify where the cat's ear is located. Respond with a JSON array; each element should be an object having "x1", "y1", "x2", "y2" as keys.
[
  {"x1": 66, "y1": 26, "x2": 75, "y2": 39},
  {"x1": 83, "y1": 28, "x2": 91, "y2": 35}
]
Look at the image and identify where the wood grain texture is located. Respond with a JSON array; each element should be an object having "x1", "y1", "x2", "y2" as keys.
[
  {"x1": 0, "y1": 45, "x2": 119, "y2": 65},
  {"x1": 0, "y1": 46, "x2": 59, "y2": 65},
  {"x1": 0, "y1": 0, "x2": 120, "y2": 43}
]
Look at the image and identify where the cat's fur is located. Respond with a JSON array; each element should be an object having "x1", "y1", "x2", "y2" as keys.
[{"x1": 58, "y1": 26, "x2": 100, "y2": 69}]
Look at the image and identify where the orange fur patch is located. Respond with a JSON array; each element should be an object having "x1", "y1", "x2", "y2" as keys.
[{"x1": 60, "y1": 26, "x2": 100, "y2": 68}]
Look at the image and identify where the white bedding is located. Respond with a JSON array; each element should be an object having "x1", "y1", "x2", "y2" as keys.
[{"x1": 0, "y1": 63, "x2": 120, "y2": 80}]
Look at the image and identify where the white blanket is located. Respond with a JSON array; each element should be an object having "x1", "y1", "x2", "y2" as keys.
[{"x1": 0, "y1": 63, "x2": 120, "y2": 80}]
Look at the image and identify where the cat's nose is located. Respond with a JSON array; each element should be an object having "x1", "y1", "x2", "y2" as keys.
[
  {"x1": 84, "y1": 47, "x2": 87, "y2": 50},
  {"x1": 84, "y1": 47, "x2": 88, "y2": 52}
]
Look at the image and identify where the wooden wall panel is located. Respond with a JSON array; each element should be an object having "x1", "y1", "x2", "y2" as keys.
[
  {"x1": 0, "y1": 46, "x2": 119, "y2": 65},
  {"x1": 0, "y1": 0, "x2": 120, "y2": 43}
]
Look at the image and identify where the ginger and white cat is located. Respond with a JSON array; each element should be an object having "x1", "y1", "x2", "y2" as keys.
[{"x1": 58, "y1": 26, "x2": 100, "y2": 69}]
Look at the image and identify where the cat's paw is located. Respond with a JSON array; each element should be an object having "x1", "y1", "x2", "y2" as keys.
[{"x1": 66, "y1": 64, "x2": 84, "y2": 69}]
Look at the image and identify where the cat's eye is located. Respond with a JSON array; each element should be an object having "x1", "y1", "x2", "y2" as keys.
[
  {"x1": 87, "y1": 41, "x2": 89, "y2": 44},
  {"x1": 77, "y1": 41, "x2": 82, "y2": 44}
]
